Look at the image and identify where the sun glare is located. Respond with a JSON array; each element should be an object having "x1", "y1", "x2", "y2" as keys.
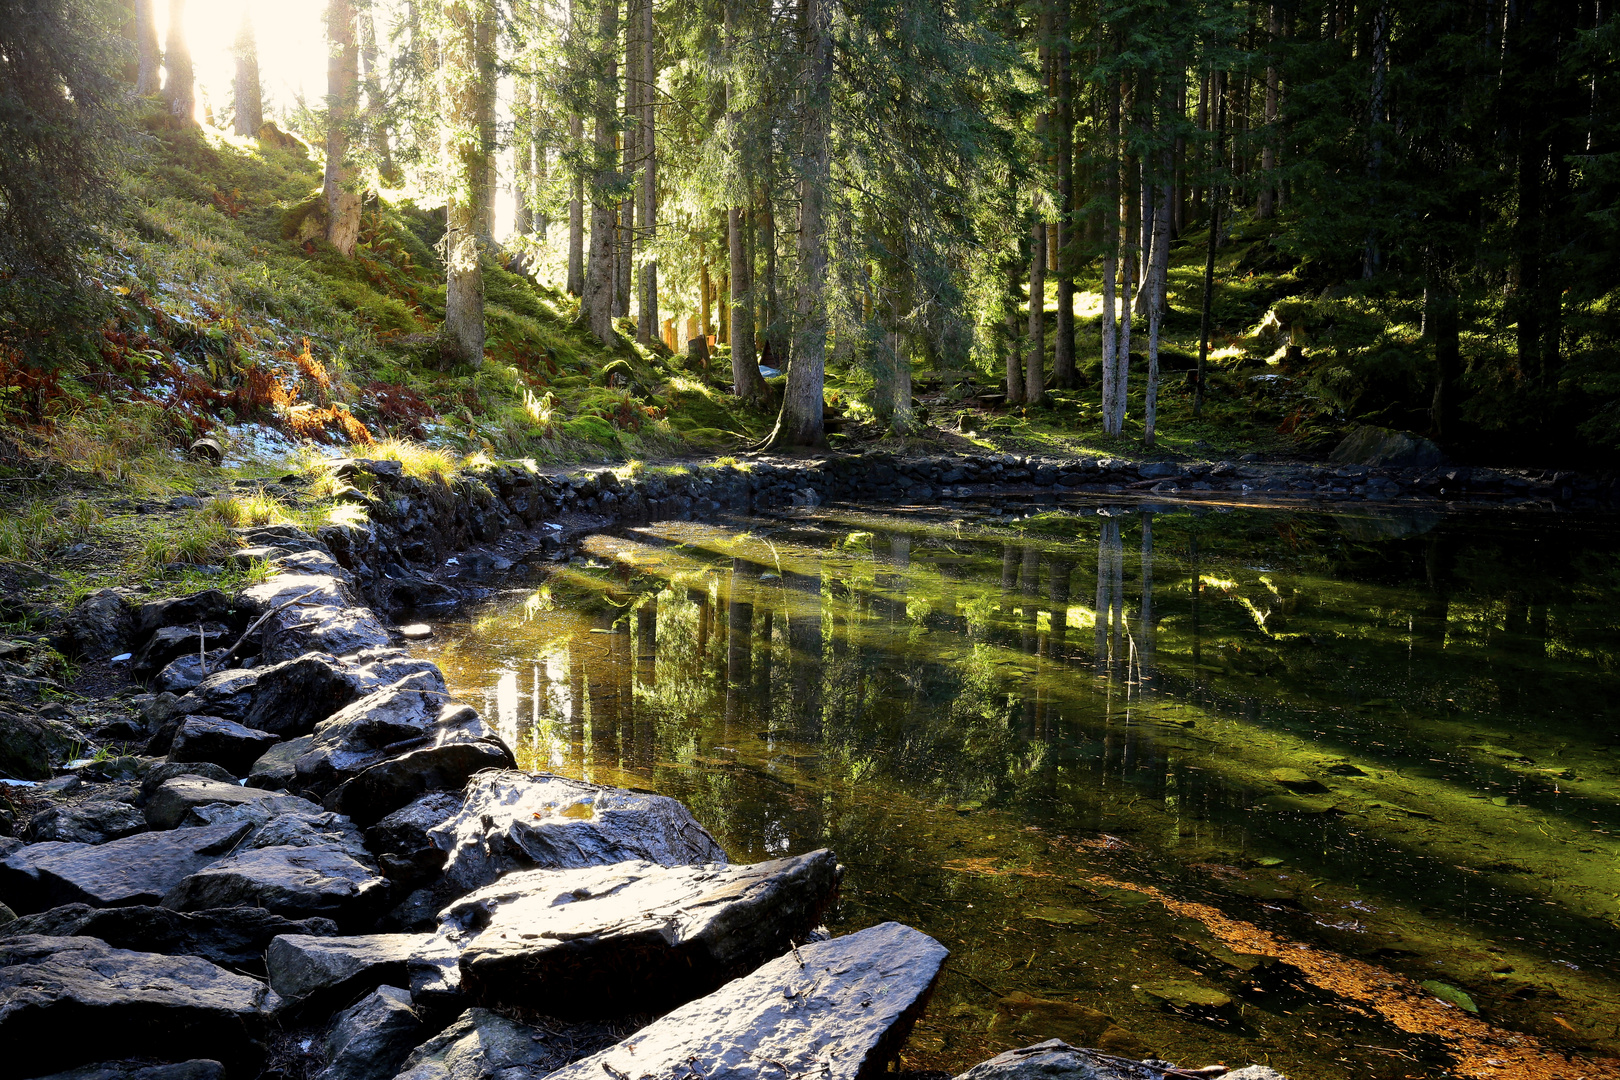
[{"x1": 156, "y1": 0, "x2": 333, "y2": 128}]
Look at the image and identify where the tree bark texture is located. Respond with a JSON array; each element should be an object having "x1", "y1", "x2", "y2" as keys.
[
  {"x1": 1025, "y1": 199, "x2": 1046, "y2": 407},
  {"x1": 583, "y1": 0, "x2": 621, "y2": 345},
  {"x1": 1053, "y1": 3, "x2": 1076, "y2": 391},
  {"x1": 232, "y1": 10, "x2": 262, "y2": 136},
  {"x1": 135, "y1": 0, "x2": 160, "y2": 96},
  {"x1": 568, "y1": 111, "x2": 585, "y2": 295},
  {"x1": 440, "y1": 0, "x2": 493, "y2": 368},
  {"x1": 637, "y1": 0, "x2": 658, "y2": 344},
  {"x1": 323, "y1": 0, "x2": 362, "y2": 257},
  {"x1": 163, "y1": 0, "x2": 193, "y2": 120},
  {"x1": 730, "y1": 206, "x2": 768, "y2": 403}
]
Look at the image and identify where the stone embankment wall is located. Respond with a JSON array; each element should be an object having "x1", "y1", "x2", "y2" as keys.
[{"x1": 312, "y1": 450, "x2": 1607, "y2": 615}]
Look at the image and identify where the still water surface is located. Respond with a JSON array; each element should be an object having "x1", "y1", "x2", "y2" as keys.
[{"x1": 414, "y1": 498, "x2": 1620, "y2": 1080}]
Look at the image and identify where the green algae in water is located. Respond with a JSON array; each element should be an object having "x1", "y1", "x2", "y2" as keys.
[{"x1": 417, "y1": 501, "x2": 1620, "y2": 1080}]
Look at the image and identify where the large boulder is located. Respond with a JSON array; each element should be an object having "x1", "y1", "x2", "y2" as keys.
[
  {"x1": 168, "y1": 715, "x2": 280, "y2": 775},
  {"x1": 1329, "y1": 425, "x2": 1444, "y2": 468},
  {"x1": 393, "y1": 1008, "x2": 623, "y2": 1080},
  {"x1": 180, "y1": 792, "x2": 370, "y2": 861},
  {"x1": 160, "y1": 843, "x2": 386, "y2": 925},
  {"x1": 363, "y1": 791, "x2": 462, "y2": 883},
  {"x1": 321, "y1": 709, "x2": 514, "y2": 828},
  {"x1": 265, "y1": 932, "x2": 449, "y2": 1015},
  {"x1": 951, "y1": 1041, "x2": 1289, "y2": 1080},
  {"x1": 61, "y1": 589, "x2": 132, "y2": 661},
  {"x1": 0, "y1": 708, "x2": 74, "y2": 780},
  {"x1": 140, "y1": 760, "x2": 237, "y2": 797},
  {"x1": 132, "y1": 624, "x2": 231, "y2": 683},
  {"x1": 316, "y1": 986, "x2": 426, "y2": 1080},
  {"x1": 144, "y1": 776, "x2": 280, "y2": 829},
  {"x1": 292, "y1": 674, "x2": 464, "y2": 796},
  {"x1": 432, "y1": 771, "x2": 728, "y2": 892},
  {"x1": 4, "y1": 902, "x2": 338, "y2": 973},
  {"x1": 0, "y1": 819, "x2": 253, "y2": 913},
  {"x1": 24, "y1": 800, "x2": 147, "y2": 844},
  {"x1": 132, "y1": 589, "x2": 240, "y2": 643},
  {"x1": 246, "y1": 734, "x2": 314, "y2": 790},
  {"x1": 442, "y1": 850, "x2": 841, "y2": 1016},
  {"x1": 241, "y1": 572, "x2": 391, "y2": 662},
  {"x1": 0, "y1": 935, "x2": 268, "y2": 1077},
  {"x1": 162, "y1": 654, "x2": 371, "y2": 743},
  {"x1": 542, "y1": 922, "x2": 948, "y2": 1080}
]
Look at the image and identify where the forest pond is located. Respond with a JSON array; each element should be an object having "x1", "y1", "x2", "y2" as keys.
[{"x1": 413, "y1": 497, "x2": 1620, "y2": 1080}]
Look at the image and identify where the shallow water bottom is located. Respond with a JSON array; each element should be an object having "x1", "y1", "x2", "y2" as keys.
[{"x1": 414, "y1": 498, "x2": 1620, "y2": 1080}]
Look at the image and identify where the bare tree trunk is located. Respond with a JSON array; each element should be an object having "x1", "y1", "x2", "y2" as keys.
[
  {"x1": 1115, "y1": 158, "x2": 1134, "y2": 434},
  {"x1": 232, "y1": 10, "x2": 262, "y2": 136},
  {"x1": 1194, "y1": 70, "x2": 1225, "y2": 418},
  {"x1": 1144, "y1": 168, "x2": 1171, "y2": 445},
  {"x1": 583, "y1": 0, "x2": 621, "y2": 345},
  {"x1": 1006, "y1": 243, "x2": 1025, "y2": 405},
  {"x1": 761, "y1": 0, "x2": 830, "y2": 450},
  {"x1": 1025, "y1": 200, "x2": 1046, "y2": 406},
  {"x1": 361, "y1": 7, "x2": 393, "y2": 180},
  {"x1": 441, "y1": 0, "x2": 492, "y2": 368},
  {"x1": 1100, "y1": 71, "x2": 1119, "y2": 432},
  {"x1": 135, "y1": 0, "x2": 160, "y2": 96},
  {"x1": 568, "y1": 113, "x2": 584, "y2": 295},
  {"x1": 514, "y1": 78, "x2": 533, "y2": 236},
  {"x1": 759, "y1": 185, "x2": 781, "y2": 365},
  {"x1": 730, "y1": 207, "x2": 767, "y2": 401},
  {"x1": 1053, "y1": 0, "x2": 1076, "y2": 390},
  {"x1": 476, "y1": 9, "x2": 497, "y2": 246},
  {"x1": 637, "y1": 0, "x2": 658, "y2": 345},
  {"x1": 324, "y1": 0, "x2": 362, "y2": 257},
  {"x1": 163, "y1": 0, "x2": 194, "y2": 121},
  {"x1": 1257, "y1": 3, "x2": 1280, "y2": 220},
  {"x1": 616, "y1": 0, "x2": 639, "y2": 320}
]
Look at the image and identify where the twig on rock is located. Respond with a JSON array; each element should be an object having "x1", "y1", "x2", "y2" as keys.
[{"x1": 208, "y1": 587, "x2": 323, "y2": 674}]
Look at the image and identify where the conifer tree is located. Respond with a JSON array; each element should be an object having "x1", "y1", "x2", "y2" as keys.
[
  {"x1": 439, "y1": 0, "x2": 496, "y2": 367},
  {"x1": 324, "y1": 0, "x2": 363, "y2": 256},
  {"x1": 134, "y1": 0, "x2": 160, "y2": 96},
  {"x1": 232, "y1": 9, "x2": 262, "y2": 137},
  {"x1": 581, "y1": 0, "x2": 621, "y2": 345},
  {"x1": 162, "y1": 0, "x2": 193, "y2": 120}
]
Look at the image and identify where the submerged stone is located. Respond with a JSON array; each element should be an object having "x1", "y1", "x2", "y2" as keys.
[{"x1": 991, "y1": 993, "x2": 1144, "y2": 1057}]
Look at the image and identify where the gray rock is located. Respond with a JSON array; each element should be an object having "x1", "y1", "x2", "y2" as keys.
[
  {"x1": 0, "y1": 707, "x2": 73, "y2": 780},
  {"x1": 543, "y1": 922, "x2": 948, "y2": 1080},
  {"x1": 132, "y1": 589, "x2": 238, "y2": 642},
  {"x1": 0, "y1": 934, "x2": 267, "y2": 1077},
  {"x1": 145, "y1": 776, "x2": 278, "y2": 829},
  {"x1": 266, "y1": 932, "x2": 450, "y2": 1014},
  {"x1": 443, "y1": 850, "x2": 841, "y2": 1015},
  {"x1": 139, "y1": 760, "x2": 239, "y2": 796},
  {"x1": 167, "y1": 653, "x2": 371, "y2": 740},
  {"x1": 950, "y1": 1041, "x2": 1203, "y2": 1080},
  {"x1": 322, "y1": 707, "x2": 515, "y2": 827},
  {"x1": 154, "y1": 651, "x2": 227, "y2": 695},
  {"x1": 1329, "y1": 425, "x2": 1445, "y2": 468},
  {"x1": 247, "y1": 733, "x2": 314, "y2": 790},
  {"x1": 160, "y1": 842, "x2": 385, "y2": 925},
  {"x1": 317, "y1": 986, "x2": 425, "y2": 1080},
  {"x1": 364, "y1": 791, "x2": 462, "y2": 882},
  {"x1": 169, "y1": 715, "x2": 280, "y2": 775},
  {"x1": 242, "y1": 572, "x2": 391, "y2": 663},
  {"x1": 293, "y1": 674, "x2": 461, "y2": 797},
  {"x1": 62, "y1": 589, "x2": 132, "y2": 661},
  {"x1": 1224, "y1": 1070, "x2": 1290, "y2": 1079},
  {"x1": 24, "y1": 800, "x2": 147, "y2": 844},
  {"x1": 432, "y1": 771, "x2": 727, "y2": 892},
  {"x1": 28, "y1": 1059, "x2": 226, "y2": 1080},
  {"x1": 4, "y1": 902, "x2": 338, "y2": 972},
  {"x1": 180, "y1": 792, "x2": 369, "y2": 860},
  {"x1": 132, "y1": 623, "x2": 230, "y2": 682},
  {"x1": 392, "y1": 1008, "x2": 624, "y2": 1080},
  {"x1": 0, "y1": 820, "x2": 252, "y2": 913}
]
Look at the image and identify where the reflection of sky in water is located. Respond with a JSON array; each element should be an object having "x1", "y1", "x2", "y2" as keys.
[{"x1": 420, "y1": 503, "x2": 1620, "y2": 1080}]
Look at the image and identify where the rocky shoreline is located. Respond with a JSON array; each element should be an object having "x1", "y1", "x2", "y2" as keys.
[{"x1": 0, "y1": 465, "x2": 1293, "y2": 1080}]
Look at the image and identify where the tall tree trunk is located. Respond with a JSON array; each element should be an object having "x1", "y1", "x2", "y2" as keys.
[
  {"x1": 1053, "y1": 2, "x2": 1076, "y2": 390},
  {"x1": 163, "y1": 0, "x2": 193, "y2": 121},
  {"x1": 476, "y1": 9, "x2": 497, "y2": 246},
  {"x1": 135, "y1": 0, "x2": 160, "y2": 96},
  {"x1": 761, "y1": 0, "x2": 830, "y2": 450},
  {"x1": 1101, "y1": 69, "x2": 1120, "y2": 432},
  {"x1": 730, "y1": 208, "x2": 766, "y2": 402},
  {"x1": 514, "y1": 78, "x2": 533, "y2": 236},
  {"x1": 1257, "y1": 3, "x2": 1280, "y2": 220},
  {"x1": 617, "y1": 0, "x2": 639, "y2": 321},
  {"x1": 361, "y1": 7, "x2": 393, "y2": 181},
  {"x1": 583, "y1": 0, "x2": 621, "y2": 345},
  {"x1": 1427, "y1": 282, "x2": 1460, "y2": 439},
  {"x1": 232, "y1": 10, "x2": 262, "y2": 136},
  {"x1": 324, "y1": 0, "x2": 362, "y2": 257},
  {"x1": 1114, "y1": 136, "x2": 1136, "y2": 435},
  {"x1": 1144, "y1": 168, "x2": 1172, "y2": 446},
  {"x1": 1363, "y1": 2, "x2": 1387, "y2": 277},
  {"x1": 1025, "y1": 200, "x2": 1046, "y2": 407},
  {"x1": 760, "y1": 184, "x2": 782, "y2": 365},
  {"x1": 1194, "y1": 70, "x2": 1225, "y2": 418},
  {"x1": 1006, "y1": 244, "x2": 1024, "y2": 405},
  {"x1": 637, "y1": 0, "x2": 658, "y2": 345},
  {"x1": 441, "y1": 0, "x2": 493, "y2": 368},
  {"x1": 567, "y1": 112, "x2": 585, "y2": 295}
]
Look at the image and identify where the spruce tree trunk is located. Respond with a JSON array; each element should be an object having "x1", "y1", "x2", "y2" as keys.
[
  {"x1": 1114, "y1": 141, "x2": 1136, "y2": 435},
  {"x1": 568, "y1": 112, "x2": 585, "y2": 295},
  {"x1": 583, "y1": 0, "x2": 621, "y2": 345},
  {"x1": 163, "y1": 0, "x2": 193, "y2": 120},
  {"x1": 616, "y1": 0, "x2": 638, "y2": 321},
  {"x1": 761, "y1": 0, "x2": 830, "y2": 450},
  {"x1": 324, "y1": 0, "x2": 362, "y2": 257},
  {"x1": 730, "y1": 206, "x2": 767, "y2": 402},
  {"x1": 135, "y1": 0, "x2": 160, "y2": 96},
  {"x1": 759, "y1": 188, "x2": 781, "y2": 365},
  {"x1": 1025, "y1": 202, "x2": 1046, "y2": 407},
  {"x1": 1100, "y1": 71, "x2": 1119, "y2": 432},
  {"x1": 637, "y1": 0, "x2": 658, "y2": 344},
  {"x1": 440, "y1": 0, "x2": 492, "y2": 369},
  {"x1": 1144, "y1": 173, "x2": 1171, "y2": 446},
  {"x1": 1257, "y1": 3, "x2": 1279, "y2": 220},
  {"x1": 1006, "y1": 244, "x2": 1025, "y2": 406},
  {"x1": 476, "y1": 10, "x2": 497, "y2": 246},
  {"x1": 361, "y1": 7, "x2": 393, "y2": 181},
  {"x1": 232, "y1": 11, "x2": 261, "y2": 136},
  {"x1": 1194, "y1": 71, "x2": 1225, "y2": 418},
  {"x1": 514, "y1": 79, "x2": 533, "y2": 236},
  {"x1": 1053, "y1": 2, "x2": 1075, "y2": 391}
]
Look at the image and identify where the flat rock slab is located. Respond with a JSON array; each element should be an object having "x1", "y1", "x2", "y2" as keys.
[
  {"x1": 0, "y1": 934, "x2": 267, "y2": 1077},
  {"x1": 161, "y1": 843, "x2": 385, "y2": 925},
  {"x1": 952, "y1": 1042, "x2": 1289, "y2": 1080},
  {"x1": 320, "y1": 705, "x2": 515, "y2": 828},
  {"x1": 4, "y1": 902, "x2": 338, "y2": 973},
  {"x1": 442, "y1": 850, "x2": 840, "y2": 1016},
  {"x1": 0, "y1": 820, "x2": 252, "y2": 914},
  {"x1": 432, "y1": 770, "x2": 728, "y2": 892},
  {"x1": 247, "y1": 734, "x2": 314, "y2": 790},
  {"x1": 266, "y1": 932, "x2": 450, "y2": 1014},
  {"x1": 317, "y1": 986, "x2": 425, "y2": 1080},
  {"x1": 393, "y1": 1007, "x2": 626, "y2": 1080},
  {"x1": 145, "y1": 776, "x2": 279, "y2": 829},
  {"x1": 24, "y1": 800, "x2": 147, "y2": 844},
  {"x1": 543, "y1": 921, "x2": 948, "y2": 1080},
  {"x1": 169, "y1": 714, "x2": 280, "y2": 775},
  {"x1": 169, "y1": 654, "x2": 370, "y2": 741}
]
